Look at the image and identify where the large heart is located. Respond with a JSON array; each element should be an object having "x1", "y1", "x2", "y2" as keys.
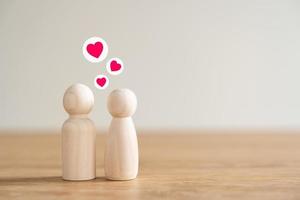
[
  {"x1": 96, "y1": 77, "x2": 107, "y2": 87},
  {"x1": 87, "y1": 42, "x2": 103, "y2": 58},
  {"x1": 110, "y1": 60, "x2": 122, "y2": 71}
]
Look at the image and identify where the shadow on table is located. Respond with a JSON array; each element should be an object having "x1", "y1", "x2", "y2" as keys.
[{"x1": 0, "y1": 176, "x2": 107, "y2": 185}]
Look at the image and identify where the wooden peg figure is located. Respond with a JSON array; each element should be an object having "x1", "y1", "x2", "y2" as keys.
[
  {"x1": 105, "y1": 88, "x2": 139, "y2": 180},
  {"x1": 62, "y1": 83, "x2": 96, "y2": 181}
]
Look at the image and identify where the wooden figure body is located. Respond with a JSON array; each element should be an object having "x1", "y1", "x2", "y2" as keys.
[
  {"x1": 62, "y1": 83, "x2": 96, "y2": 181},
  {"x1": 105, "y1": 89, "x2": 138, "y2": 180}
]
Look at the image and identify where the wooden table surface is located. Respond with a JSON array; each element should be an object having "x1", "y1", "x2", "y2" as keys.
[{"x1": 0, "y1": 131, "x2": 300, "y2": 199}]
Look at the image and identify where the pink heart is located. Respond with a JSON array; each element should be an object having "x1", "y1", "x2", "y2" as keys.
[
  {"x1": 110, "y1": 60, "x2": 122, "y2": 71},
  {"x1": 87, "y1": 42, "x2": 103, "y2": 58},
  {"x1": 96, "y1": 77, "x2": 106, "y2": 87}
]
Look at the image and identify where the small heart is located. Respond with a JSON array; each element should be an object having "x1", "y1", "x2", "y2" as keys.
[
  {"x1": 96, "y1": 77, "x2": 107, "y2": 87},
  {"x1": 110, "y1": 60, "x2": 122, "y2": 71},
  {"x1": 87, "y1": 42, "x2": 103, "y2": 58}
]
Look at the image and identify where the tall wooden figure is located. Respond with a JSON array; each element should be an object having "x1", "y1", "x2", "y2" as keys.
[
  {"x1": 62, "y1": 83, "x2": 96, "y2": 181},
  {"x1": 105, "y1": 88, "x2": 138, "y2": 180}
]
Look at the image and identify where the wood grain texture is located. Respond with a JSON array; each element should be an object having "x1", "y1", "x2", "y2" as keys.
[
  {"x1": 0, "y1": 131, "x2": 300, "y2": 200},
  {"x1": 62, "y1": 117, "x2": 96, "y2": 180},
  {"x1": 105, "y1": 118, "x2": 138, "y2": 180}
]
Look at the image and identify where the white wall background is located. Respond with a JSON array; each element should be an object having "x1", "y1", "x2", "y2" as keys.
[{"x1": 1, "y1": 0, "x2": 300, "y2": 130}]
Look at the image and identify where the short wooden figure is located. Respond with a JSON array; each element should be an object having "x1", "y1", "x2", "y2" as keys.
[
  {"x1": 105, "y1": 88, "x2": 139, "y2": 180},
  {"x1": 62, "y1": 83, "x2": 96, "y2": 181}
]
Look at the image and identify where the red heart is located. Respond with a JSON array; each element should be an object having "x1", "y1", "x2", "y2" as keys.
[
  {"x1": 87, "y1": 42, "x2": 103, "y2": 58},
  {"x1": 96, "y1": 77, "x2": 106, "y2": 87},
  {"x1": 110, "y1": 60, "x2": 122, "y2": 71}
]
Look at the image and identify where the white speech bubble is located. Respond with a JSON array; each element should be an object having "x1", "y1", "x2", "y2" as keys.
[
  {"x1": 94, "y1": 74, "x2": 109, "y2": 90},
  {"x1": 82, "y1": 37, "x2": 108, "y2": 63},
  {"x1": 106, "y1": 57, "x2": 124, "y2": 75}
]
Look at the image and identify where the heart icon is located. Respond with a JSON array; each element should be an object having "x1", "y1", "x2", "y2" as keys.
[
  {"x1": 87, "y1": 42, "x2": 103, "y2": 58},
  {"x1": 110, "y1": 60, "x2": 122, "y2": 71},
  {"x1": 106, "y1": 58, "x2": 124, "y2": 75},
  {"x1": 94, "y1": 75, "x2": 109, "y2": 90},
  {"x1": 83, "y1": 37, "x2": 108, "y2": 63},
  {"x1": 96, "y1": 77, "x2": 106, "y2": 87}
]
